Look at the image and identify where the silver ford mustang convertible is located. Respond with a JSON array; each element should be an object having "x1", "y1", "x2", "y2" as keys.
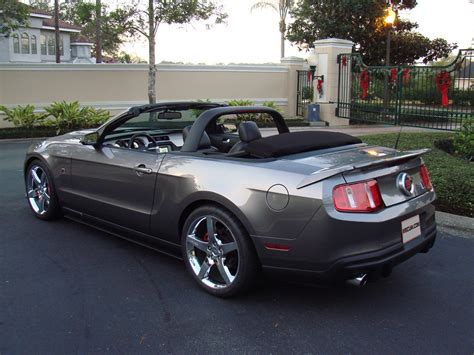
[{"x1": 24, "y1": 102, "x2": 436, "y2": 297}]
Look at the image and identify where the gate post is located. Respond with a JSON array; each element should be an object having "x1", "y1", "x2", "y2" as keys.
[
  {"x1": 281, "y1": 56, "x2": 306, "y2": 117},
  {"x1": 311, "y1": 38, "x2": 353, "y2": 126}
]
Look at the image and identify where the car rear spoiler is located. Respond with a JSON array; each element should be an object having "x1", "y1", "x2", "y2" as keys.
[{"x1": 296, "y1": 148, "x2": 430, "y2": 189}]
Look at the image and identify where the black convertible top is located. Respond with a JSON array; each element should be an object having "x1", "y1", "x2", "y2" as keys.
[{"x1": 244, "y1": 131, "x2": 362, "y2": 158}]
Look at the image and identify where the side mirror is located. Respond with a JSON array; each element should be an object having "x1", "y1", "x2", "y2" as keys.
[{"x1": 81, "y1": 131, "x2": 100, "y2": 146}]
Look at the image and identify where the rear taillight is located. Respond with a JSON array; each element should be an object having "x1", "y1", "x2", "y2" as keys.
[
  {"x1": 419, "y1": 164, "x2": 433, "y2": 191},
  {"x1": 333, "y1": 180, "x2": 383, "y2": 213}
]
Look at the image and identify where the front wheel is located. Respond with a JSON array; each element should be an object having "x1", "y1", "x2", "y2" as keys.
[
  {"x1": 25, "y1": 160, "x2": 60, "y2": 220},
  {"x1": 181, "y1": 205, "x2": 259, "y2": 297}
]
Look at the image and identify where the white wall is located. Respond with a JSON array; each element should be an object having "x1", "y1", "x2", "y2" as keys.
[{"x1": 0, "y1": 61, "x2": 306, "y2": 128}]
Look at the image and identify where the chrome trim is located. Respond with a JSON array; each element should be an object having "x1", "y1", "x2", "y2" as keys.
[
  {"x1": 186, "y1": 216, "x2": 239, "y2": 289},
  {"x1": 346, "y1": 273, "x2": 368, "y2": 287},
  {"x1": 397, "y1": 172, "x2": 414, "y2": 196},
  {"x1": 26, "y1": 165, "x2": 51, "y2": 215}
]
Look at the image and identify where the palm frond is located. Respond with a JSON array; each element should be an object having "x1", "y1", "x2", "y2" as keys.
[{"x1": 251, "y1": 1, "x2": 278, "y2": 12}]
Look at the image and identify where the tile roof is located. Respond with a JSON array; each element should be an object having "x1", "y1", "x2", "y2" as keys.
[
  {"x1": 29, "y1": 7, "x2": 52, "y2": 16},
  {"x1": 42, "y1": 18, "x2": 82, "y2": 31}
]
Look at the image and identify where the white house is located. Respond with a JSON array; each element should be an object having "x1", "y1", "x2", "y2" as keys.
[{"x1": 0, "y1": 7, "x2": 93, "y2": 63}]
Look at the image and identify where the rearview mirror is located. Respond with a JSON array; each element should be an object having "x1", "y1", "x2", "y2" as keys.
[
  {"x1": 81, "y1": 131, "x2": 100, "y2": 146},
  {"x1": 158, "y1": 111, "x2": 182, "y2": 120}
]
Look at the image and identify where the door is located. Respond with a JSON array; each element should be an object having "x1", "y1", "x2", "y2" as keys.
[{"x1": 68, "y1": 144, "x2": 164, "y2": 234}]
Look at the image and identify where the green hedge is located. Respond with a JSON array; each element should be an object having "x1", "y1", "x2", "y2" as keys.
[{"x1": 0, "y1": 127, "x2": 59, "y2": 139}]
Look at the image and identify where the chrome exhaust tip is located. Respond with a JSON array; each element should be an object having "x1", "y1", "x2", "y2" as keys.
[{"x1": 346, "y1": 273, "x2": 369, "y2": 287}]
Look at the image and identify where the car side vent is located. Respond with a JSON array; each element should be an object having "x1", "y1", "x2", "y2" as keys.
[{"x1": 156, "y1": 136, "x2": 170, "y2": 141}]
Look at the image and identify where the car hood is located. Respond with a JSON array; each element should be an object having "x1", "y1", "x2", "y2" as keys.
[{"x1": 45, "y1": 129, "x2": 95, "y2": 143}]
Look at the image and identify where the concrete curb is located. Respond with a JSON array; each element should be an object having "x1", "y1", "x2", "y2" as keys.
[{"x1": 436, "y1": 211, "x2": 474, "y2": 238}]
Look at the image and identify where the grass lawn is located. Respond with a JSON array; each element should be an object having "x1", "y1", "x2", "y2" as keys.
[{"x1": 359, "y1": 132, "x2": 473, "y2": 217}]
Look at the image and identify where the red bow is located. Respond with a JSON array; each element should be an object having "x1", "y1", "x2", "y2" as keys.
[
  {"x1": 435, "y1": 71, "x2": 452, "y2": 107},
  {"x1": 402, "y1": 68, "x2": 410, "y2": 84},
  {"x1": 391, "y1": 68, "x2": 397, "y2": 83},
  {"x1": 360, "y1": 70, "x2": 370, "y2": 99},
  {"x1": 317, "y1": 79, "x2": 323, "y2": 96}
]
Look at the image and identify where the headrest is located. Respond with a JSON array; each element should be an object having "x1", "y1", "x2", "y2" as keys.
[
  {"x1": 238, "y1": 121, "x2": 262, "y2": 143},
  {"x1": 183, "y1": 125, "x2": 212, "y2": 150}
]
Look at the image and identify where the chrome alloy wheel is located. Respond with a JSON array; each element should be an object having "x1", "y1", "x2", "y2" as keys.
[
  {"x1": 186, "y1": 216, "x2": 240, "y2": 289},
  {"x1": 26, "y1": 165, "x2": 51, "y2": 215}
]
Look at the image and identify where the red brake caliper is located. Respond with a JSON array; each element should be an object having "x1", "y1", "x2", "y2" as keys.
[{"x1": 203, "y1": 232, "x2": 209, "y2": 242}]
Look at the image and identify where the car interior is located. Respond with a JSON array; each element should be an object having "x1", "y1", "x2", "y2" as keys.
[
  {"x1": 101, "y1": 108, "x2": 266, "y2": 156},
  {"x1": 99, "y1": 105, "x2": 362, "y2": 159}
]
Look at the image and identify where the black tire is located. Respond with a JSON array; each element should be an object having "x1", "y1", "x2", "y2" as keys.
[
  {"x1": 181, "y1": 204, "x2": 259, "y2": 297},
  {"x1": 25, "y1": 160, "x2": 61, "y2": 220}
]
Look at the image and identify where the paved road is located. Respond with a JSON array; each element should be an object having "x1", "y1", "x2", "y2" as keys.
[{"x1": 1, "y1": 141, "x2": 473, "y2": 354}]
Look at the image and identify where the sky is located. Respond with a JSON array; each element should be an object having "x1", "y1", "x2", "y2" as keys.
[
  {"x1": 26, "y1": 0, "x2": 474, "y2": 63},
  {"x1": 120, "y1": 0, "x2": 474, "y2": 64}
]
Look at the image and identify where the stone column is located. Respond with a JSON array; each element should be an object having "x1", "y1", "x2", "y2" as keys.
[
  {"x1": 281, "y1": 56, "x2": 306, "y2": 117},
  {"x1": 70, "y1": 40, "x2": 94, "y2": 64},
  {"x1": 311, "y1": 38, "x2": 353, "y2": 126}
]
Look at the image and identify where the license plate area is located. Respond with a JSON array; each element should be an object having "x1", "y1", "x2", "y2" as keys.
[{"x1": 401, "y1": 215, "x2": 421, "y2": 244}]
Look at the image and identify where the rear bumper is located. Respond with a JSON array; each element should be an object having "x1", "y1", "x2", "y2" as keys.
[{"x1": 262, "y1": 223, "x2": 436, "y2": 282}]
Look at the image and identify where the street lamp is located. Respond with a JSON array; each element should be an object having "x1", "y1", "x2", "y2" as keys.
[
  {"x1": 384, "y1": 4, "x2": 396, "y2": 66},
  {"x1": 384, "y1": 6, "x2": 396, "y2": 25},
  {"x1": 383, "y1": 3, "x2": 397, "y2": 117}
]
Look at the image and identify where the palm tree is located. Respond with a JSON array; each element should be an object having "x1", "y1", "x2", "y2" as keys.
[
  {"x1": 251, "y1": 0, "x2": 294, "y2": 59},
  {"x1": 95, "y1": 0, "x2": 102, "y2": 63},
  {"x1": 54, "y1": 0, "x2": 60, "y2": 63}
]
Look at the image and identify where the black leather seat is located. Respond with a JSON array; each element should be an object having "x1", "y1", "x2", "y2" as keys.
[
  {"x1": 182, "y1": 125, "x2": 216, "y2": 151},
  {"x1": 228, "y1": 121, "x2": 262, "y2": 154}
]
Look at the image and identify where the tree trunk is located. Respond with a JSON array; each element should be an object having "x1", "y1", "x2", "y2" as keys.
[
  {"x1": 279, "y1": 19, "x2": 286, "y2": 59},
  {"x1": 95, "y1": 0, "x2": 102, "y2": 63},
  {"x1": 54, "y1": 0, "x2": 60, "y2": 63},
  {"x1": 280, "y1": 31, "x2": 285, "y2": 59},
  {"x1": 147, "y1": 0, "x2": 156, "y2": 104}
]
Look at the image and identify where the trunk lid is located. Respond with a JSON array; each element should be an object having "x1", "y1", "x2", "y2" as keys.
[{"x1": 287, "y1": 145, "x2": 430, "y2": 206}]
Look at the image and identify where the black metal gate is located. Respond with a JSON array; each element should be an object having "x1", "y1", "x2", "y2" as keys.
[
  {"x1": 336, "y1": 50, "x2": 474, "y2": 131},
  {"x1": 296, "y1": 70, "x2": 313, "y2": 117}
]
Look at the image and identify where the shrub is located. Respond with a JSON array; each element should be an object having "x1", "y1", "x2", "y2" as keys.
[
  {"x1": 0, "y1": 104, "x2": 48, "y2": 129},
  {"x1": 257, "y1": 101, "x2": 282, "y2": 123},
  {"x1": 453, "y1": 120, "x2": 474, "y2": 160},
  {"x1": 227, "y1": 99, "x2": 282, "y2": 124},
  {"x1": 190, "y1": 99, "x2": 213, "y2": 118},
  {"x1": 302, "y1": 86, "x2": 314, "y2": 101},
  {"x1": 451, "y1": 89, "x2": 474, "y2": 107},
  {"x1": 83, "y1": 107, "x2": 111, "y2": 128},
  {"x1": 227, "y1": 99, "x2": 258, "y2": 121},
  {"x1": 43, "y1": 101, "x2": 110, "y2": 133},
  {"x1": 433, "y1": 138, "x2": 454, "y2": 155},
  {"x1": 43, "y1": 101, "x2": 91, "y2": 132}
]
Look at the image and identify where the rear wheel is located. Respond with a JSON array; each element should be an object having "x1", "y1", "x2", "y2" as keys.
[
  {"x1": 25, "y1": 160, "x2": 60, "y2": 220},
  {"x1": 182, "y1": 205, "x2": 258, "y2": 297}
]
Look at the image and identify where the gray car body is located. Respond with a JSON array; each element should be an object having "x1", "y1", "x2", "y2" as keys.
[{"x1": 24, "y1": 103, "x2": 437, "y2": 281}]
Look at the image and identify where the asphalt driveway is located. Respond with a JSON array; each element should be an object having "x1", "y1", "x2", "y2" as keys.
[{"x1": 1, "y1": 140, "x2": 473, "y2": 354}]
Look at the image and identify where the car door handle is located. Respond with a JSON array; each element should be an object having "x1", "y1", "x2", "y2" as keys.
[
  {"x1": 134, "y1": 165, "x2": 153, "y2": 175},
  {"x1": 222, "y1": 138, "x2": 230, "y2": 143}
]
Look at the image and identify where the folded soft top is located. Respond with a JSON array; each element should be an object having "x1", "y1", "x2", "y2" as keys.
[{"x1": 244, "y1": 131, "x2": 362, "y2": 158}]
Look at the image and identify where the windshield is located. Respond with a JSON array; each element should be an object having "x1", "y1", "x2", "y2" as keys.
[{"x1": 116, "y1": 109, "x2": 199, "y2": 132}]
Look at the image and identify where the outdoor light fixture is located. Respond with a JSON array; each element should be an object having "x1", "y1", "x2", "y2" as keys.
[
  {"x1": 307, "y1": 55, "x2": 318, "y2": 81},
  {"x1": 384, "y1": 6, "x2": 396, "y2": 25}
]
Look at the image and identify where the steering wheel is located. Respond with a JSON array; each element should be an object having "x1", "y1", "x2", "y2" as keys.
[{"x1": 128, "y1": 133, "x2": 157, "y2": 150}]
